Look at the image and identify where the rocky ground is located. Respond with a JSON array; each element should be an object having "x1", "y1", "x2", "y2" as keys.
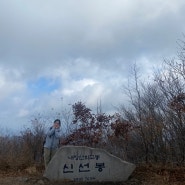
[{"x1": 0, "y1": 164, "x2": 185, "y2": 185}]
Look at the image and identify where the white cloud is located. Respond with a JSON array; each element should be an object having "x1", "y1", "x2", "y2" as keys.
[
  {"x1": 18, "y1": 109, "x2": 29, "y2": 117},
  {"x1": 62, "y1": 78, "x2": 96, "y2": 96},
  {"x1": 0, "y1": 67, "x2": 26, "y2": 101},
  {"x1": 86, "y1": 84, "x2": 104, "y2": 106}
]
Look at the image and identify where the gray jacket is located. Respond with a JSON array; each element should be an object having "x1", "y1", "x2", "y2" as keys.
[{"x1": 44, "y1": 127, "x2": 62, "y2": 149}]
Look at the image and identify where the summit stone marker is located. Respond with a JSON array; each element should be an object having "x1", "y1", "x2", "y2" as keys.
[{"x1": 43, "y1": 146, "x2": 136, "y2": 182}]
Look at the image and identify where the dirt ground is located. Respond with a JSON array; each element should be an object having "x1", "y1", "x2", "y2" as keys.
[{"x1": 0, "y1": 164, "x2": 185, "y2": 185}]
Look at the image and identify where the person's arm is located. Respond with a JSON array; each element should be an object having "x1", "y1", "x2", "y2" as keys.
[
  {"x1": 54, "y1": 128, "x2": 62, "y2": 138},
  {"x1": 46, "y1": 127, "x2": 55, "y2": 136}
]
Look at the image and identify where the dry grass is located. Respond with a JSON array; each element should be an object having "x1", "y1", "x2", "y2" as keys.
[
  {"x1": 131, "y1": 164, "x2": 185, "y2": 185},
  {"x1": 1, "y1": 163, "x2": 185, "y2": 185}
]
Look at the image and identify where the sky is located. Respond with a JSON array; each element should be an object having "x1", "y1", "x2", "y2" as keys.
[{"x1": 1, "y1": 0, "x2": 185, "y2": 133}]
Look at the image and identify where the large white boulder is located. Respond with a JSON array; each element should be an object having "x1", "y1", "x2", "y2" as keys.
[{"x1": 44, "y1": 146, "x2": 135, "y2": 182}]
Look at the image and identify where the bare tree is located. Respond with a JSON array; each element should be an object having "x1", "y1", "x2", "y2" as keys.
[
  {"x1": 120, "y1": 64, "x2": 169, "y2": 163},
  {"x1": 155, "y1": 57, "x2": 185, "y2": 164}
]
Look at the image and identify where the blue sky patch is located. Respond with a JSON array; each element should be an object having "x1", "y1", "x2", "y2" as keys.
[{"x1": 28, "y1": 77, "x2": 60, "y2": 97}]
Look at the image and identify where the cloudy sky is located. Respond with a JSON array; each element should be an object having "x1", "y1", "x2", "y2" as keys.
[{"x1": 1, "y1": 0, "x2": 185, "y2": 133}]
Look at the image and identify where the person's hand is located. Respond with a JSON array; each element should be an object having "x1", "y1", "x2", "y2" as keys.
[
  {"x1": 52, "y1": 124, "x2": 56, "y2": 129},
  {"x1": 53, "y1": 122, "x2": 60, "y2": 129}
]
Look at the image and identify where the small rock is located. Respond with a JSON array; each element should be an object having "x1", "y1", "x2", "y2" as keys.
[
  {"x1": 25, "y1": 166, "x2": 37, "y2": 175},
  {"x1": 37, "y1": 179, "x2": 45, "y2": 185}
]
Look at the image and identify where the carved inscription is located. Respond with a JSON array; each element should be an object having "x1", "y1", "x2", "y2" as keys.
[
  {"x1": 63, "y1": 154, "x2": 105, "y2": 181},
  {"x1": 68, "y1": 154, "x2": 100, "y2": 160}
]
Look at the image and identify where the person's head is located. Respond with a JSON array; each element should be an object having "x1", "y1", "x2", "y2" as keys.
[{"x1": 53, "y1": 119, "x2": 61, "y2": 128}]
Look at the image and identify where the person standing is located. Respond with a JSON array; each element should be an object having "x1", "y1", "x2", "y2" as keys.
[{"x1": 43, "y1": 119, "x2": 62, "y2": 168}]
